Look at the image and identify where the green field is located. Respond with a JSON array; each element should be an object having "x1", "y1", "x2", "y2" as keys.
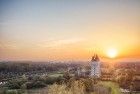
[{"x1": 48, "y1": 73, "x2": 63, "y2": 77}]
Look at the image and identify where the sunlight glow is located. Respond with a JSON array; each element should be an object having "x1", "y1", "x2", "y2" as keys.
[{"x1": 107, "y1": 48, "x2": 118, "y2": 58}]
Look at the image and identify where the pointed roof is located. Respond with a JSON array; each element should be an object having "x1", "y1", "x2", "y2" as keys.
[{"x1": 91, "y1": 54, "x2": 99, "y2": 62}]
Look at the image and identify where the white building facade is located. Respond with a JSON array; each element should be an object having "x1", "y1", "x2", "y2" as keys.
[{"x1": 90, "y1": 54, "x2": 101, "y2": 78}]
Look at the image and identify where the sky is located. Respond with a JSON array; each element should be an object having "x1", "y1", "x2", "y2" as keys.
[{"x1": 0, "y1": 0, "x2": 140, "y2": 61}]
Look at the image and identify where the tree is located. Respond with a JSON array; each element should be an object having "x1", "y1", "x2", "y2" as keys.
[{"x1": 114, "y1": 68, "x2": 135, "y2": 89}]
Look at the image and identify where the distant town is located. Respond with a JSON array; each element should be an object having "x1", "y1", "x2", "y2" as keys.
[{"x1": 0, "y1": 55, "x2": 140, "y2": 94}]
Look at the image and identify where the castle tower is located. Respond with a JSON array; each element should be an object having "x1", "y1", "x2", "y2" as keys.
[{"x1": 90, "y1": 54, "x2": 101, "y2": 78}]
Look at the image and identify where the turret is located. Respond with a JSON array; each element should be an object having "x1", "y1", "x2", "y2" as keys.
[{"x1": 91, "y1": 54, "x2": 99, "y2": 62}]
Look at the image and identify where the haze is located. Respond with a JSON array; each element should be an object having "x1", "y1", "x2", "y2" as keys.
[{"x1": 0, "y1": 0, "x2": 140, "y2": 61}]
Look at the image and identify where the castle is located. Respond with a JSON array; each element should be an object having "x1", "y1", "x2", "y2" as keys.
[
  {"x1": 75, "y1": 54, "x2": 101, "y2": 78},
  {"x1": 90, "y1": 54, "x2": 101, "y2": 78}
]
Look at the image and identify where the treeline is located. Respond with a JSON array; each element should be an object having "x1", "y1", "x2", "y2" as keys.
[{"x1": 0, "y1": 61, "x2": 80, "y2": 81}]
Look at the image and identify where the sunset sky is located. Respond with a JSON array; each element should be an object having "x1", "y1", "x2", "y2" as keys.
[{"x1": 0, "y1": 0, "x2": 140, "y2": 61}]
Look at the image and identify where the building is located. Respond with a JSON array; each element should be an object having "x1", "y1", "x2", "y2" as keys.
[
  {"x1": 74, "y1": 54, "x2": 101, "y2": 78},
  {"x1": 90, "y1": 54, "x2": 101, "y2": 78}
]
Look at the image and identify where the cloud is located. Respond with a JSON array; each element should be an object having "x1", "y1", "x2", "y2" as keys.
[
  {"x1": 37, "y1": 38, "x2": 84, "y2": 48},
  {"x1": 0, "y1": 43, "x2": 20, "y2": 50},
  {"x1": 0, "y1": 38, "x2": 84, "y2": 51}
]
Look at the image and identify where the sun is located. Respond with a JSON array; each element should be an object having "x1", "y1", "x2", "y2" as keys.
[{"x1": 107, "y1": 48, "x2": 118, "y2": 58}]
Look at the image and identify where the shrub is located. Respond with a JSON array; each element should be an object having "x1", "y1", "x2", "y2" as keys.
[
  {"x1": 26, "y1": 81, "x2": 46, "y2": 89},
  {"x1": 5, "y1": 90, "x2": 18, "y2": 94},
  {"x1": 6, "y1": 80, "x2": 21, "y2": 89},
  {"x1": 45, "y1": 77, "x2": 57, "y2": 84},
  {"x1": 48, "y1": 81, "x2": 85, "y2": 94},
  {"x1": 6, "y1": 77, "x2": 27, "y2": 89},
  {"x1": 33, "y1": 81, "x2": 46, "y2": 88},
  {"x1": 45, "y1": 76, "x2": 64, "y2": 85},
  {"x1": 83, "y1": 78, "x2": 94, "y2": 92},
  {"x1": 20, "y1": 83, "x2": 27, "y2": 89},
  {"x1": 26, "y1": 82, "x2": 33, "y2": 89}
]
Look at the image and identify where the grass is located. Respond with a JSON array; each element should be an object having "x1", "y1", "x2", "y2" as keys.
[
  {"x1": 48, "y1": 73, "x2": 63, "y2": 78},
  {"x1": 47, "y1": 79, "x2": 121, "y2": 94},
  {"x1": 24, "y1": 87, "x2": 48, "y2": 94},
  {"x1": 98, "y1": 81, "x2": 121, "y2": 94},
  {"x1": 48, "y1": 81, "x2": 85, "y2": 94}
]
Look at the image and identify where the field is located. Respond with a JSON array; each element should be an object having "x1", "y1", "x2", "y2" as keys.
[{"x1": 99, "y1": 81, "x2": 121, "y2": 94}]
